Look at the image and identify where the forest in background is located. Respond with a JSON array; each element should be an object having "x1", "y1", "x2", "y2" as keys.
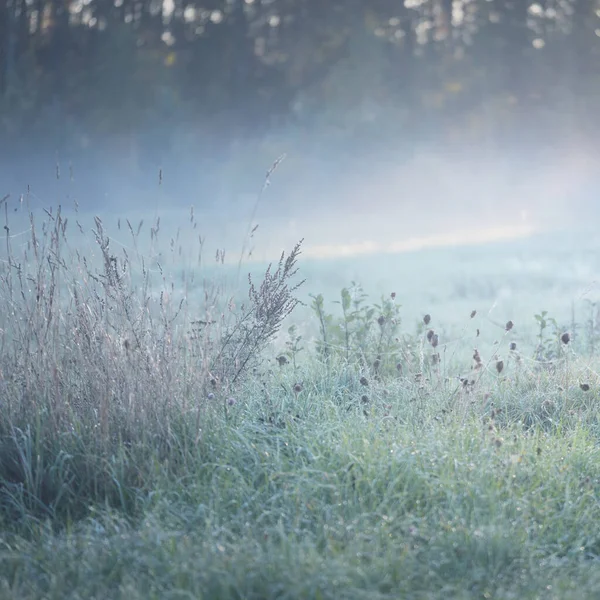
[{"x1": 1, "y1": 0, "x2": 599, "y2": 214}]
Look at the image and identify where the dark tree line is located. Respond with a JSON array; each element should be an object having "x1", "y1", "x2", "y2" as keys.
[{"x1": 0, "y1": 0, "x2": 599, "y2": 207}]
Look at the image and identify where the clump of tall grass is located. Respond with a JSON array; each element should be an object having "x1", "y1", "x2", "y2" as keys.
[{"x1": 0, "y1": 195, "x2": 303, "y2": 525}]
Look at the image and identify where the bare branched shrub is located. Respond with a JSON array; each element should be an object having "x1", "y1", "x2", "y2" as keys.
[{"x1": 206, "y1": 239, "x2": 305, "y2": 387}]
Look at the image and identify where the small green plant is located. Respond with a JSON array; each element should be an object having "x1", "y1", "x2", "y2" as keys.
[
  {"x1": 281, "y1": 324, "x2": 304, "y2": 371},
  {"x1": 309, "y1": 292, "x2": 334, "y2": 362},
  {"x1": 534, "y1": 310, "x2": 562, "y2": 363},
  {"x1": 310, "y1": 284, "x2": 412, "y2": 377}
]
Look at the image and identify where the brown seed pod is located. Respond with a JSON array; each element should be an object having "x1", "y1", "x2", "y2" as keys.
[
  {"x1": 423, "y1": 314, "x2": 431, "y2": 325},
  {"x1": 360, "y1": 376, "x2": 369, "y2": 387},
  {"x1": 496, "y1": 360, "x2": 504, "y2": 374},
  {"x1": 470, "y1": 310, "x2": 477, "y2": 319},
  {"x1": 427, "y1": 329, "x2": 435, "y2": 342},
  {"x1": 505, "y1": 321, "x2": 514, "y2": 331},
  {"x1": 580, "y1": 383, "x2": 590, "y2": 391},
  {"x1": 561, "y1": 332, "x2": 570, "y2": 345}
]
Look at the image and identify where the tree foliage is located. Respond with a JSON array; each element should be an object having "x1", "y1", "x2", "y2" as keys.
[{"x1": 0, "y1": 0, "x2": 599, "y2": 194}]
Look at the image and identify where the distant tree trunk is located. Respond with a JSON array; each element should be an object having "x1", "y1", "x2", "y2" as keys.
[{"x1": 0, "y1": 0, "x2": 13, "y2": 98}]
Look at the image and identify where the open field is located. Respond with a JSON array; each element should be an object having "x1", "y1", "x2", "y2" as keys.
[{"x1": 1, "y1": 202, "x2": 600, "y2": 599}]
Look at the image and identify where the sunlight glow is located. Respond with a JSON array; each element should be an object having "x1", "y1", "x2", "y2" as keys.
[{"x1": 302, "y1": 225, "x2": 538, "y2": 261}]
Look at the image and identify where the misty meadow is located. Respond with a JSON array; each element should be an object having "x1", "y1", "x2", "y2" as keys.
[{"x1": 1, "y1": 1, "x2": 600, "y2": 598}]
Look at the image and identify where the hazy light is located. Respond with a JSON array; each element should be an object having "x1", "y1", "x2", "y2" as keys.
[
  {"x1": 29, "y1": 10, "x2": 38, "y2": 33},
  {"x1": 162, "y1": 0, "x2": 174, "y2": 18},
  {"x1": 404, "y1": 0, "x2": 425, "y2": 9},
  {"x1": 210, "y1": 10, "x2": 223, "y2": 24},
  {"x1": 532, "y1": 38, "x2": 545, "y2": 49},
  {"x1": 161, "y1": 30, "x2": 175, "y2": 45},
  {"x1": 452, "y1": 1, "x2": 465, "y2": 26},
  {"x1": 69, "y1": 0, "x2": 83, "y2": 14},
  {"x1": 183, "y1": 6, "x2": 196, "y2": 22},
  {"x1": 528, "y1": 3, "x2": 543, "y2": 16}
]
